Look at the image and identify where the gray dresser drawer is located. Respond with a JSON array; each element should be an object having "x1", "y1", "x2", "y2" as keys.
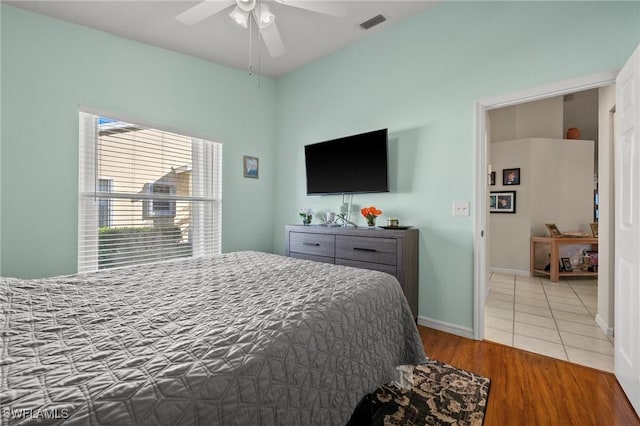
[
  {"x1": 289, "y1": 232, "x2": 335, "y2": 257},
  {"x1": 335, "y1": 258, "x2": 397, "y2": 277},
  {"x1": 290, "y1": 252, "x2": 334, "y2": 264},
  {"x1": 335, "y1": 236, "x2": 397, "y2": 265}
]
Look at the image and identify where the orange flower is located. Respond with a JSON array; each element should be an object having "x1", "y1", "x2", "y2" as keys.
[{"x1": 361, "y1": 206, "x2": 382, "y2": 219}]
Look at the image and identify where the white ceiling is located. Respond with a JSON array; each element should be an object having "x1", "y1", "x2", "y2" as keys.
[{"x1": 5, "y1": 0, "x2": 437, "y2": 78}]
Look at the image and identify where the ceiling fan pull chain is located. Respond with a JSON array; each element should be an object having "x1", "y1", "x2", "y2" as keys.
[
  {"x1": 257, "y1": 0, "x2": 262, "y2": 86},
  {"x1": 248, "y1": 13, "x2": 253, "y2": 75}
]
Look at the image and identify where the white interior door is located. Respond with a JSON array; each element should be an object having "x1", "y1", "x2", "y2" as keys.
[{"x1": 615, "y1": 43, "x2": 640, "y2": 417}]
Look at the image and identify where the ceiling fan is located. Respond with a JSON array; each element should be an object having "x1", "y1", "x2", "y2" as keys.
[{"x1": 176, "y1": 0, "x2": 347, "y2": 58}]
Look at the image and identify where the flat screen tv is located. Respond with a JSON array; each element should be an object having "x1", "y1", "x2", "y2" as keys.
[{"x1": 305, "y1": 128, "x2": 389, "y2": 195}]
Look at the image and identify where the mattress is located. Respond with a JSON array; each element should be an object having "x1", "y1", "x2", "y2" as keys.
[{"x1": 0, "y1": 251, "x2": 426, "y2": 425}]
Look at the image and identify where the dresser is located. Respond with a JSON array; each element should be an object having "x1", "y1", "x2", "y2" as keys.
[{"x1": 285, "y1": 225, "x2": 418, "y2": 317}]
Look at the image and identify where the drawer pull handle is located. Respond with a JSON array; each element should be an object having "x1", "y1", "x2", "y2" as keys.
[
  {"x1": 303, "y1": 242, "x2": 321, "y2": 246},
  {"x1": 354, "y1": 247, "x2": 376, "y2": 252}
]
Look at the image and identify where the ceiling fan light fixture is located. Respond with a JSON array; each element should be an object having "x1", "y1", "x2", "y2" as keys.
[
  {"x1": 259, "y1": 11, "x2": 275, "y2": 27},
  {"x1": 236, "y1": 0, "x2": 257, "y2": 13},
  {"x1": 255, "y1": 3, "x2": 275, "y2": 29},
  {"x1": 229, "y1": 6, "x2": 249, "y2": 28}
]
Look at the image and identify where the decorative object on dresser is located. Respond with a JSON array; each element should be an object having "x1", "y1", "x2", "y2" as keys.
[
  {"x1": 324, "y1": 211, "x2": 336, "y2": 225},
  {"x1": 299, "y1": 207, "x2": 313, "y2": 225},
  {"x1": 360, "y1": 206, "x2": 382, "y2": 227},
  {"x1": 285, "y1": 225, "x2": 419, "y2": 318}
]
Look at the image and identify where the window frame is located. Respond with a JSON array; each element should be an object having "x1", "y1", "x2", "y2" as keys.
[{"x1": 78, "y1": 111, "x2": 222, "y2": 273}]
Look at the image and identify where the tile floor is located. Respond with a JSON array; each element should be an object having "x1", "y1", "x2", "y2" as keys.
[{"x1": 484, "y1": 272, "x2": 614, "y2": 372}]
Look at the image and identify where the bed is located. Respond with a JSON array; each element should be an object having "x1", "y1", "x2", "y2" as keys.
[{"x1": 0, "y1": 251, "x2": 426, "y2": 425}]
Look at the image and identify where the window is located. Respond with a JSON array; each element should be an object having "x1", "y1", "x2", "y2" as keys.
[
  {"x1": 142, "y1": 183, "x2": 176, "y2": 219},
  {"x1": 79, "y1": 112, "x2": 222, "y2": 272},
  {"x1": 98, "y1": 178, "x2": 113, "y2": 227}
]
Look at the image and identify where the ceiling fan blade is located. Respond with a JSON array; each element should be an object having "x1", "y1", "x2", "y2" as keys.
[
  {"x1": 274, "y1": 0, "x2": 347, "y2": 17},
  {"x1": 260, "y1": 22, "x2": 286, "y2": 57},
  {"x1": 176, "y1": 0, "x2": 235, "y2": 26}
]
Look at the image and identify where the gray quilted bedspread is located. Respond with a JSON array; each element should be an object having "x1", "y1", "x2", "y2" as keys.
[{"x1": 0, "y1": 251, "x2": 426, "y2": 425}]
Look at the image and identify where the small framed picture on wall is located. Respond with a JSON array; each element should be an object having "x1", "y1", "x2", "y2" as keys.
[
  {"x1": 503, "y1": 168, "x2": 520, "y2": 185},
  {"x1": 490, "y1": 171, "x2": 496, "y2": 186},
  {"x1": 243, "y1": 155, "x2": 259, "y2": 179}
]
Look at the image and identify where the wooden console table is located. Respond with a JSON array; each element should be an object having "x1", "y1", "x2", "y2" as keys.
[{"x1": 530, "y1": 236, "x2": 598, "y2": 282}]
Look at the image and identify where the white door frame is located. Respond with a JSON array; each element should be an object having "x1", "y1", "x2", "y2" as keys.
[{"x1": 473, "y1": 70, "x2": 619, "y2": 340}]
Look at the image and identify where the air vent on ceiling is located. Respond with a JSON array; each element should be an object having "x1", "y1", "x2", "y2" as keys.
[{"x1": 360, "y1": 14, "x2": 387, "y2": 30}]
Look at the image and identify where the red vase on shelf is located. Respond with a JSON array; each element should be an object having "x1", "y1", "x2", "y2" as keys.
[{"x1": 566, "y1": 127, "x2": 581, "y2": 139}]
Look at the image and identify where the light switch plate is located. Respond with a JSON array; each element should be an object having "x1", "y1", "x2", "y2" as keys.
[{"x1": 453, "y1": 201, "x2": 470, "y2": 216}]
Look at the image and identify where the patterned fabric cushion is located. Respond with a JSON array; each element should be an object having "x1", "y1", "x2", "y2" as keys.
[{"x1": 1, "y1": 251, "x2": 426, "y2": 425}]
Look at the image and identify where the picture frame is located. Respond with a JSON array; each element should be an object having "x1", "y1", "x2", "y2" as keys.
[
  {"x1": 561, "y1": 257, "x2": 572, "y2": 272},
  {"x1": 545, "y1": 223, "x2": 562, "y2": 238},
  {"x1": 586, "y1": 250, "x2": 598, "y2": 272},
  {"x1": 503, "y1": 168, "x2": 520, "y2": 185},
  {"x1": 243, "y1": 155, "x2": 259, "y2": 179},
  {"x1": 590, "y1": 222, "x2": 599, "y2": 238},
  {"x1": 490, "y1": 191, "x2": 516, "y2": 213},
  {"x1": 490, "y1": 171, "x2": 496, "y2": 186}
]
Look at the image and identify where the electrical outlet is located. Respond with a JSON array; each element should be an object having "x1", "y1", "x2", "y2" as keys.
[{"x1": 453, "y1": 201, "x2": 470, "y2": 216}]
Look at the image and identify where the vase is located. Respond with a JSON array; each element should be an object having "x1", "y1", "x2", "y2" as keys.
[
  {"x1": 566, "y1": 127, "x2": 581, "y2": 139},
  {"x1": 302, "y1": 215, "x2": 312, "y2": 225},
  {"x1": 367, "y1": 217, "x2": 376, "y2": 228}
]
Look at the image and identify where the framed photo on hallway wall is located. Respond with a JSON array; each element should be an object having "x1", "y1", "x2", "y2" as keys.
[
  {"x1": 490, "y1": 191, "x2": 516, "y2": 213},
  {"x1": 503, "y1": 168, "x2": 520, "y2": 185}
]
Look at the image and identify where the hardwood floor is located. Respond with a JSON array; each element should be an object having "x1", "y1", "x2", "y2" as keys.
[{"x1": 418, "y1": 326, "x2": 639, "y2": 426}]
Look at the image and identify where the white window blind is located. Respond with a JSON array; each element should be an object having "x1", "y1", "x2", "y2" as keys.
[{"x1": 78, "y1": 112, "x2": 222, "y2": 272}]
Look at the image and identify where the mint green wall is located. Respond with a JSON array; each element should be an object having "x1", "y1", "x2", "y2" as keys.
[
  {"x1": 274, "y1": 1, "x2": 640, "y2": 328},
  {"x1": 0, "y1": 5, "x2": 277, "y2": 278},
  {"x1": 2, "y1": 2, "x2": 640, "y2": 331}
]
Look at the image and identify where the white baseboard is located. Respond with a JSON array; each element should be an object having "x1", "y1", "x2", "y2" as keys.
[
  {"x1": 489, "y1": 267, "x2": 530, "y2": 276},
  {"x1": 595, "y1": 314, "x2": 614, "y2": 337},
  {"x1": 417, "y1": 316, "x2": 475, "y2": 339}
]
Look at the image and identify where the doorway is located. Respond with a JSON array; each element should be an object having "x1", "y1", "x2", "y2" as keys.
[
  {"x1": 473, "y1": 70, "x2": 619, "y2": 361},
  {"x1": 482, "y1": 90, "x2": 615, "y2": 370}
]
